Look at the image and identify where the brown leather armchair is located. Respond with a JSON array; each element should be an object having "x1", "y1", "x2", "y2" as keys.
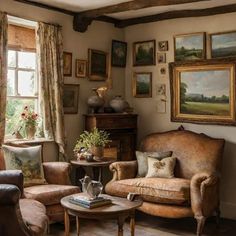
[
  {"x1": 0, "y1": 170, "x2": 48, "y2": 236},
  {"x1": 0, "y1": 147, "x2": 80, "y2": 223},
  {"x1": 105, "y1": 130, "x2": 225, "y2": 236}
]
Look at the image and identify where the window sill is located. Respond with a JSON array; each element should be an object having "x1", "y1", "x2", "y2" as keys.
[{"x1": 4, "y1": 138, "x2": 54, "y2": 145}]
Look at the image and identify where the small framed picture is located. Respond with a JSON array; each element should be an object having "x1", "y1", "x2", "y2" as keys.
[
  {"x1": 75, "y1": 59, "x2": 87, "y2": 78},
  {"x1": 156, "y1": 84, "x2": 166, "y2": 96},
  {"x1": 133, "y1": 40, "x2": 156, "y2": 66},
  {"x1": 88, "y1": 49, "x2": 108, "y2": 81},
  {"x1": 63, "y1": 52, "x2": 72, "y2": 76},
  {"x1": 63, "y1": 84, "x2": 80, "y2": 114},
  {"x1": 133, "y1": 72, "x2": 152, "y2": 98},
  {"x1": 210, "y1": 31, "x2": 236, "y2": 58},
  {"x1": 157, "y1": 53, "x2": 166, "y2": 63},
  {"x1": 160, "y1": 67, "x2": 167, "y2": 75},
  {"x1": 111, "y1": 40, "x2": 127, "y2": 67},
  {"x1": 174, "y1": 32, "x2": 206, "y2": 61},
  {"x1": 158, "y1": 41, "x2": 168, "y2": 51}
]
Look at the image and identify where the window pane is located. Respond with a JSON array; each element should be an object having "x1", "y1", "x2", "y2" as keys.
[
  {"x1": 8, "y1": 50, "x2": 16, "y2": 67},
  {"x1": 18, "y1": 51, "x2": 36, "y2": 69},
  {"x1": 18, "y1": 71, "x2": 36, "y2": 96},
  {"x1": 7, "y1": 69, "x2": 15, "y2": 96},
  {"x1": 5, "y1": 98, "x2": 36, "y2": 136}
]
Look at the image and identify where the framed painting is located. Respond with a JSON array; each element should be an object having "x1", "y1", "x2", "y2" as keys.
[
  {"x1": 174, "y1": 33, "x2": 206, "y2": 61},
  {"x1": 158, "y1": 41, "x2": 168, "y2": 51},
  {"x1": 63, "y1": 84, "x2": 80, "y2": 114},
  {"x1": 210, "y1": 31, "x2": 236, "y2": 58},
  {"x1": 133, "y1": 72, "x2": 152, "y2": 98},
  {"x1": 75, "y1": 59, "x2": 87, "y2": 78},
  {"x1": 88, "y1": 49, "x2": 108, "y2": 81},
  {"x1": 133, "y1": 40, "x2": 156, "y2": 66},
  {"x1": 63, "y1": 52, "x2": 72, "y2": 76},
  {"x1": 169, "y1": 60, "x2": 235, "y2": 125},
  {"x1": 111, "y1": 40, "x2": 127, "y2": 67},
  {"x1": 157, "y1": 52, "x2": 166, "y2": 64}
]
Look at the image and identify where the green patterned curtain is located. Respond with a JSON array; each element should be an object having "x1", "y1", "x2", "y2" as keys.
[
  {"x1": 0, "y1": 12, "x2": 8, "y2": 146},
  {"x1": 36, "y1": 22, "x2": 67, "y2": 160}
]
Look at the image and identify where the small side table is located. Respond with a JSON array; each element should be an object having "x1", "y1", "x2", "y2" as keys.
[{"x1": 71, "y1": 158, "x2": 115, "y2": 185}]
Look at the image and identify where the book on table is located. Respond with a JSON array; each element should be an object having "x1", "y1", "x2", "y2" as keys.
[{"x1": 69, "y1": 196, "x2": 112, "y2": 209}]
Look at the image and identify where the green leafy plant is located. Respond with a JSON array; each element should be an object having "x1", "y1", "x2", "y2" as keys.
[{"x1": 74, "y1": 128, "x2": 110, "y2": 153}]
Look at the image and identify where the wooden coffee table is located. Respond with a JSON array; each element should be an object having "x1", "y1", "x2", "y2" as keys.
[{"x1": 61, "y1": 193, "x2": 142, "y2": 236}]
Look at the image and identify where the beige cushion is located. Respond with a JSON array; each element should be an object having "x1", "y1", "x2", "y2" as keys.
[
  {"x1": 24, "y1": 184, "x2": 80, "y2": 206},
  {"x1": 105, "y1": 177, "x2": 190, "y2": 205},
  {"x1": 136, "y1": 151, "x2": 172, "y2": 177},
  {"x1": 146, "y1": 156, "x2": 176, "y2": 178},
  {"x1": 20, "y1": 198, "x2": 48, "y2": 236},
  {"x1": 2, "y1": 145, "x2": 46, "y2": 187}
]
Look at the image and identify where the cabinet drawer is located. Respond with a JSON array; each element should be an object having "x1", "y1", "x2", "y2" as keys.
[{"x1": 96, "y1": 117, "x2": 137, "y2": 129}]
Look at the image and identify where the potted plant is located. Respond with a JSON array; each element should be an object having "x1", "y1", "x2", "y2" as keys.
[{"x1": 74, "y1": 128, "x2": 110, "y2": 160}]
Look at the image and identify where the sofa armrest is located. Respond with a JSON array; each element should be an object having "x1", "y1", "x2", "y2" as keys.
[
  {"x1": 109, "y1": 161, "x2": 138, "y2": 181},
  {"x1": 0, "y1": 170, "x2": 24, "y2": 197},
  {"x1": 190, "y1": 172, "x2": 219, "y2": 218},
  {"x1": 43, "y1": 162, "x2": 71, "y2": 185},
  {"x1": 0, "y1": 184, "x2": 21, "y2": 205}
]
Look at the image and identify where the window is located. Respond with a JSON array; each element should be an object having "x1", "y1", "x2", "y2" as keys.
[{"x1": 5, "y1": 20, "x2": 38, "y2": 138}]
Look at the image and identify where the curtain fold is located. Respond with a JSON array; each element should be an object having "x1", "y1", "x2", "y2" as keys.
[
  {"x1": 36, "y1": 22, "x2": 67, "y2": 160},
  {"x1": 0, "y1": 12, "x2": 8, "y2": 146}
]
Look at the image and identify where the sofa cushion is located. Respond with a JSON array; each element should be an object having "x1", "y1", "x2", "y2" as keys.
[
  {"x1": 136, "y1": 150, "x2": 172, "y2": 177},
  {"x1": 24, "y1": 184, "x2": 80, "y2": 206},
  {"x1": 146, "y1": 156, "x2": 176, "y2": 178},
  {"x1": 105, "y1": 177, "x2": 190, "y2": 205},
  {"x1": 2, "y1": 145, "x2": 46, "y2": 187},
  {"x1": 20, "y1": 198, "x2": 48, "y2": 236}
]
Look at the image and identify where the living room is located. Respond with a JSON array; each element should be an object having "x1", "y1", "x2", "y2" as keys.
[{"x1": 0, "y1": 0, "x2": 236, "y2": 236}]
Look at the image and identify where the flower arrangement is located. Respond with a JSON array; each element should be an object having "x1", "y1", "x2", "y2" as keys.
[{"x1": 21, "y1": 106, "x2": 39, "y2": 127}]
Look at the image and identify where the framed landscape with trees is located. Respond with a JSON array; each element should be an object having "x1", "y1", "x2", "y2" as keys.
[{"x1": 169, "y1": 60, "x2": 236, "y2": 125}]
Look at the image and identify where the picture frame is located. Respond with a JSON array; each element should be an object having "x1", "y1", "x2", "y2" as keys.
[
  {"x1": 133, "y1": 72, "x2": 152, "y2": 98},
  {"x1": 156, "y1": 84, "x2": 166, "y2": 96},
  {"x1": 88, "y1": 49, "x2": 108, "y2": 81},
  {"x1": 210, "y1": 31, "x2": 236, "y2": 59},
  {"x1": 157, "y1": 53, "x2": 166, "y2": 64},
  {"x1": 111, "y1": 40, "x2": 127, "y2": 67},
  {"x1": 174, "y1": 32, "x2": 206, "y2": 61},
  {"x1": 169, "y1": 60, "x2": 236, "y2": 125},
  {"x1": 158, "y1": 41, "x2": 168, "y2": 51},
  {"x1": 133, "y1": 40, "x2": 156, "y2": 66},
  {"x1": 63, "y1": 84, "x2": 80, "y2": 114},
  {"x1": 75, "y1": 59, "x2": 87, "y2": 78},
  {"x1": 63, "y1": 52, "x2": 72, "y2": 76}
]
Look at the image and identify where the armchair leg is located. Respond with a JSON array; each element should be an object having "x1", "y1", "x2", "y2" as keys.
[
  {"x1": 216, "y1": 208, "x2": 221, "y2": 226},
  {"x1": 195, "y1": 216, "x2": 206, "y2": 236}
]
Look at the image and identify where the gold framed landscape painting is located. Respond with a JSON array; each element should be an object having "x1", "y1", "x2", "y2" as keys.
[
  {"x1": 133, "y1": 72, "x2": 152, "y2": 98},
  {"x1": 169, "y1": 60, "x2": 235, "y2": 125}
]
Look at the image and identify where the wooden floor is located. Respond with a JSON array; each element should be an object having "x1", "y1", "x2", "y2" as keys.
[{"x1": 49, "y1": 212, "x2": 236, "y2": 236}]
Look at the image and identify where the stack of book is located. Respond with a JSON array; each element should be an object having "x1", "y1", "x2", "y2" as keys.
[{"x1": 69, "y1": 196, "x2": 112, "y2": 209}]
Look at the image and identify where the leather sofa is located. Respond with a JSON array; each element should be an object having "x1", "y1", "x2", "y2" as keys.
[
  {"x1": 105, "y1": 129, "x2": 225, "y2": 236},
  {"x1": 0, "y1": 147, "x2": 80, "y2": 223},
  {"x1": 0, "y1": 170, "x2": 48, "y2": 236}
]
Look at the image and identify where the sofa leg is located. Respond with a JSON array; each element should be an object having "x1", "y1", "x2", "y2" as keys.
[
  {"x1": 216, "y1": 208, "x2": 221, "y2": 226},
  {"x1": 195, "y1": 216, "x2": 206, "y2": 236}
]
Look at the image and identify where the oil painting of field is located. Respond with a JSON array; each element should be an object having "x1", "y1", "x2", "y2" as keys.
[
  {"x1": 211, "y1": 31, "x2": 236, "y2": 58},
  {"x1": 175, "y1": 33, "x2": 205, "y2": 61},
  {"x1": 180, "y1": 70, "x2": 230, "y2": 116},
  {"x1": 134, "y1": 72, "x2": 152, "y2": 98}
]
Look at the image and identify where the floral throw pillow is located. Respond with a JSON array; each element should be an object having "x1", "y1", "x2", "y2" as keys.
[{"x1": 2, "y1": 145, "x2": 46, "y2": 187}]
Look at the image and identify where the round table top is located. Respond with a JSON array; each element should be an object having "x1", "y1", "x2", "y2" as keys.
[
  {"x1": 70, "y1": 158, "x2": 115, "y2": 167},
  {"x1": 61, "y1": 193, "x2": 142, "y2": 215}
]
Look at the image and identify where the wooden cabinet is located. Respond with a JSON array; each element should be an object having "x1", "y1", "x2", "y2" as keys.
[{"x1": 84, "y1": 114, "x2": 138, "y2": 161}]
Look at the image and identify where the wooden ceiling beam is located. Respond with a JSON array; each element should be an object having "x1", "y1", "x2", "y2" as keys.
[{"x1": 115, "y1": 3, "x2": 236, "y2": 28}]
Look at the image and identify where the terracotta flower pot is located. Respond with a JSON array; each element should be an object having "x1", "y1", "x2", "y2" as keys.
[
  {"x1": 90, "y1": 146, "x2": 104, "y2": 161},
  {"x1": 25, "y1": 125, "x2": 36, "y2": 140}
]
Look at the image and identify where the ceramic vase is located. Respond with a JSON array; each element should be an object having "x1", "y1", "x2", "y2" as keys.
[
  {"x1": 87, "y1": 88, "x2": 105, "y2": 113},
  {"x1": 90, "y1": 146, "x2": 104, "y2": 161},
  {"x1": 109, "y1": 96, "x2": 129, "y2": 113},
  {"x1": 25, "y1": 124, "x2": 36, "y2": 140}
]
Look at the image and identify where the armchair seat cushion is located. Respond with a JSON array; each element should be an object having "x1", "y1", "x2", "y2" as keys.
[
  {"x1": 106, "y1": 177, "x2": 190, "y2": 205},
  {"x1": 24, "y1": 184, "x2": 80, "y2": 206},
  {"x1": 20, "y1": 199, "x2": 48, "y2": 236}
]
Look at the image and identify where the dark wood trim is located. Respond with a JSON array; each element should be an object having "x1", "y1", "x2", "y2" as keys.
[
  {"x1": 116, "y1": 4, "x2": 236, "y2": 28},
  {"x1": 14, "y1": 0, "x2": 75, "y2": 16},
  {"x1": 77, "y1": 0, "x2": 209, "y2": 18}
]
